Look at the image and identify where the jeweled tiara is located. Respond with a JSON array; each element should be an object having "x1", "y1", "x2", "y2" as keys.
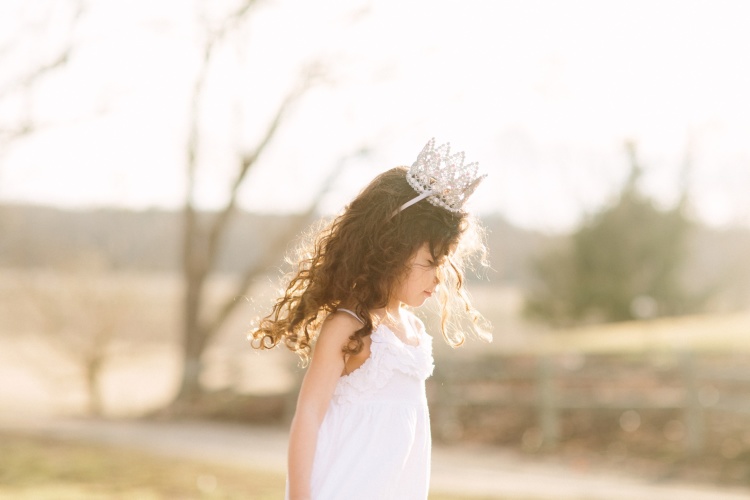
[{"x1": 396, "y1": 138, "x2": 487, "y2": 214}]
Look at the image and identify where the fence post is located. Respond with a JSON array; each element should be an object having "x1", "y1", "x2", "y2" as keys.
[
  {"x1": 433, "y1": 362, "x2": 462, "y2": 442},
  {"x1": 680, "y1": 350, "x2": 705, "y2": 455},
  {"x1": 537, "y1": 355, "x2": 559, "y2": 449}
]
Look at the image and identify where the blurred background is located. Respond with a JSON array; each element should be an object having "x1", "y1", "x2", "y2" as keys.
[{"x1": 2, "y1": 0, "x2": 750, "y2": 498}]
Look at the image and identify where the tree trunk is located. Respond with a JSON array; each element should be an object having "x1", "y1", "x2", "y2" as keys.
[
  {"x1": 85, "y1": 355, "x2": 104, "y2": 416},
  {"x1": 169, "y1": 2, "x2": 336, "y2": 414},
  {"x1": 175, "y1": 258, "x2": 208, "y2": 405}
]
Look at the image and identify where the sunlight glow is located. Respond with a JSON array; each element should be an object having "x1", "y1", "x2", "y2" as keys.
[{"x1": 2, "y1": 0, "x2": 749, "y2": 230}]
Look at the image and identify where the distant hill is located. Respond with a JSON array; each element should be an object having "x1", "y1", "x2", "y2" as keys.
[
  {"x1": 0, "y1": 205, "x2": 547, "y2": 285},
  {"x1": 0, "y1": 204, "x2": 302, "y2": 274},
  {"x1": 2, "y1": 204, "x2": 749, "y2": 309}
]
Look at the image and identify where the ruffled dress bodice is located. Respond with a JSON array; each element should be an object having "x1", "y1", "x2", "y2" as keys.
[
  {"x1": 307, "y1": 318, "x2": 435, "y2": 500},
  {"x1": 332, "y1": 323, "x2": 434, "y2": 405}
]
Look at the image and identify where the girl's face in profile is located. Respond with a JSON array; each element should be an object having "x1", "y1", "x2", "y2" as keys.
[{"x1": 393, "y1": 243, "x2": 441, "y2": 308}]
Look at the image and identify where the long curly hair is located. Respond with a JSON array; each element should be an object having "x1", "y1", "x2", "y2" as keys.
[{"x1": 249, "y1": 166, "x2": 490, "y2": 364}]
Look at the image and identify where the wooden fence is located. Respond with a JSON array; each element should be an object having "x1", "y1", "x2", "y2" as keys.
[{"x1": 429, "y1": 350, "x2": 750, "y2": 454}]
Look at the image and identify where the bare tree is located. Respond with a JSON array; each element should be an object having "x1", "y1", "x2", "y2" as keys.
[
  {"x1": 19, "y1": 255, "x2": 136, "y2": 416},
  {"x1": 174, "y1": 2, "x2": 362, "y2": 407},
  {"x1": 0, "y1": 2, "x2": 119, "y2": 416}
]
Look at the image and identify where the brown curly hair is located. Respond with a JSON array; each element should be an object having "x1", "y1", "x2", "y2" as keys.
[{"x1": 249, "y1": 166, "x2": 490, "y2": 363}]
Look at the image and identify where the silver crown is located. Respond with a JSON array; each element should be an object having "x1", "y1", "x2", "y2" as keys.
[{"x1": 401, "y1": 138, "x2": 487, "y2": 213}]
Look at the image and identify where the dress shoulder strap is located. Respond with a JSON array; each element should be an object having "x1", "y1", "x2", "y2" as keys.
[{"x1": 336, "y1": 308, "x2": 365, "y2": 324}]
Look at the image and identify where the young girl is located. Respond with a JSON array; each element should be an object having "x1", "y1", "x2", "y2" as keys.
[{"x1": 249, "y1": 138, "x2": 490, "y2": 500}]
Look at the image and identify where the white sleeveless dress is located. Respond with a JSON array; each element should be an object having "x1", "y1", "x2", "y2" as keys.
[{"x1": 304, "y1": 311, "x2": 435, "y2": 500}]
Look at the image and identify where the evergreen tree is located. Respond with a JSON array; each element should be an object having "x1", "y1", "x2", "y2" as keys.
[{"x1": 526, "y1": 143, "x2": 695, "y2": 326}]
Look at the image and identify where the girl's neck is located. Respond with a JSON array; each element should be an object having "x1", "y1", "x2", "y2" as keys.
[
  {"x1": 372, "y1": 304, "x2": 419, "y2": 345},
  {"x1": 372, "y1": 303, "x2": 406, "y2": 325}
]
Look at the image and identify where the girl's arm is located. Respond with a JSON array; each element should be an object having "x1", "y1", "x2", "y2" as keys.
[{"x1": 287, "y1": 313, "x2": 357, "y2": 500}]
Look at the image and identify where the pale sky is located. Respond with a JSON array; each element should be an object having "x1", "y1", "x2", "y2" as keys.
[{"x1": 2, "y1": 0, "x2": 750, "y2": 232}]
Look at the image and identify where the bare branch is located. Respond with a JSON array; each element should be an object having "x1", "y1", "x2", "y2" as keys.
[
  {"x1": 203, "y1": 216, "x2": 304, "y2": 338},
  {"x1": 0, "y1": 124, "x2": 34, "y2": 144},
  {"x1": 240, "y1": 65, "x2": 324, "y2": 171},
  {"x1": 183, "y1": 0, "x2": 267, "y2": 276},
  {"x1": 203, "y1": 149, "x2": 364, "y2": 339},
  {"x1": 212, "y1": 0, "x2": 260, "y2": 39},
  {"x1": 0, "y1": 0, "x2": 86, "y2": 156},
  {"x1": 0, "y1": 0, "x2": 85, "y2": 99},
  {"x1": 176, "y1": 1, "x2": 337, "y2": 403},
  {"x1": 0, "y1": 52, "x2": 69, "y2": 99},
  {"x1": 202, "y1": 76, "x2": 313, "y2": 272},
  {"x1": 182, "y1": 40, "x2": 215, "y2": 279}
]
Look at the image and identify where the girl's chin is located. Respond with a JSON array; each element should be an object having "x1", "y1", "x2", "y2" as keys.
[{"x1": 408, "y1": 296, "x2": 429, "y2": 308}]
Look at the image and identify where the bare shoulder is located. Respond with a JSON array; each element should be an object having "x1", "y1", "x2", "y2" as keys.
[{"x1": 314, "y1": 311, "x2": 363, "y2": 354}]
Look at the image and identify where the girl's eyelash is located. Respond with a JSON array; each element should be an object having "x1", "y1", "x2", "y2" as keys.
[{"x1": 413, "y1": 261, "x2": 434, "y2": 268}]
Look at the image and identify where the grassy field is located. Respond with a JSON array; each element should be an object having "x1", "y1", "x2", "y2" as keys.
[
  {"x1": 0, "y1": 432, "x2": 518, "y2": 500},
  {"x1": 2, "y1": 270, "x2": 749, "y2": 498},
  {"x1": 0, "y1": 431, "x2": 283, "y2": 500}
]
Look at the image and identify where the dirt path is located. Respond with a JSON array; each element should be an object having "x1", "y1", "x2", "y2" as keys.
[{"x1": 3, "y1": 416, "x2": 748, "y2": 500}]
